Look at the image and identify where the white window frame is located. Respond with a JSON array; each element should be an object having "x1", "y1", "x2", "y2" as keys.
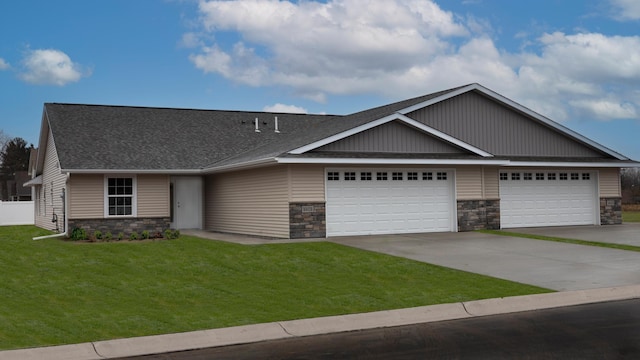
[{"x1": 104, "y1": 175, "x2": 137, "y2": 217}]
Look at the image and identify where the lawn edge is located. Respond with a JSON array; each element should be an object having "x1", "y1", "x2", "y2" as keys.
[
  {"x1": 479, "y1": 229, "x2": 640, "y2": 252},
  {"x1": 2, "y1": 285, "x2": 639, "y2": 360}
]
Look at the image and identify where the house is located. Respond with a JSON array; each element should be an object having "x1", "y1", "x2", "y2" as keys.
[{"x1": 25, "y1": 83, "x2": 639, "y2": 239}]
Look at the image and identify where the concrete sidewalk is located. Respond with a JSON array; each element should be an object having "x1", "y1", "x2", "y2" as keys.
[{"x1": 1, "y1": 285, "x2": 639, "y2": 360}]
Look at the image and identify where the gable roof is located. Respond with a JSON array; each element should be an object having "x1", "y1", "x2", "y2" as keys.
[{"x1": 39, "y1": 84, "x2": 637, "y2": 174}]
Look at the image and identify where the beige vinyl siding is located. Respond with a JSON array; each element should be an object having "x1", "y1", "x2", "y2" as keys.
[
  {"x1": 35, "y1": 130, "x2": 68, "y2": 231},
  {"x1": 137, "y1": 175, "x2": 170, "y2": 217},
  {"x1": 205, "y1": 166, "x2": 289, "y2": 238},
  {"x1": 289, "y1": 165, "x2": 325, "y2": 202},
  {"x1": 483, "y1": 167, "x2": 500, "y2": 199},
  {"x1": 599, "y1": 168, "x2": 621, "y2": 197},
  {"x1": 455, "y1": 166, "x2": 483, "y2": 200},
  {"x1": 68, "y1": 174, "x2": 103, "y2": 219}
]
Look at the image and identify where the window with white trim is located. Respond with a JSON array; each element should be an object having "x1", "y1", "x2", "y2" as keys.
[
  {"x1": 523, "y1": 173, "x2": 533, "y2": 181},
  {"x1": 106, "y1": 177, "x2": 136, "y2": 216},
  {"x1": 571, "y1": 173, "x2": 579, "y2": 180},
  {"x1": 511, "y1": 173, "x2": 520, "y2": 181},
  {"x1": 407, "y1": 172, "x2": 418, "y2": 180},
  {"x1": 535, "y1": 173, "x2": 544, "y2": 180},
  {"x1": 548, "y1": 173, "x2": 556, "y2": 180},
  {"x1": 327, "y1": 172, "x2": 339, "y2": 181},
  {"x1": 499, "y1": 173, "x2": 508, "y2": 181},
  {"x1": 437, "y1": 172, "x2": 447, "y2": 180},
  {"x1": 423, "y1": 172, "x2": 433, "y2": 180},
  {"x1": 376, "y1": 172, "x2": 388, "y2": 181},
  {"x1": 344, "y1": 172, "x2": 356, "y2": 181},
  {"x1": 582, "y1": 173, "x2": 591, "y2": 180},
  {"x1": 559, "y1": 173, "x2": 568, "y2": 181},
  {"x1": 360, "y1": 172, "x2": 372, "y2": 181},
  {"x1": 392, "y1": 172, "x2": 403, "y2": 181}
]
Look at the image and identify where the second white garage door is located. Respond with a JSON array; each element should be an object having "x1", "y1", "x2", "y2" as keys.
[
  {"x1": 500, "y1": 170, "x2": 598, "y2": 228},
  {"x1": 326, "y1": 168, "x2": 455, "y2": 237}
]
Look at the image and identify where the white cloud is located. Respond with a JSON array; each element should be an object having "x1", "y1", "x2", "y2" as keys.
[
  {"x1": 263, "y1": 103, "x2": 307, "y2": 113},
  {"x1": 188, "y1": 0, "x2": 640, "y2": 122},
  {"x1": 0, "y1": 58, "x2": 9, "y2": 70},
  {"x1": 610, "y1": 0, "x2": 640, "y2": 20},
  {"x1": 20, "y1": 49, "x2": 87, "y2": 86},
  {"x1": 570, "y1": 98, "x2": 636, "y2": 120}
]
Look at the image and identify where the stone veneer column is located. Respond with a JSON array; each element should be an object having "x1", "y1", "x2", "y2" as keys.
[
  {"x1": 600, "y1": 197, "x2": 622, "y2": 225},
  {"x1": 289, "y1": 202, "x2": 326, "y2": 239},
  {"x1": 457, "y1": 199, "x2": 500, "y2": 231}
]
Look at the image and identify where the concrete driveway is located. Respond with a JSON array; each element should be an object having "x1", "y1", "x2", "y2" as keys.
[
  {"x1": 330, "y1": 228, "x2": 640, "y2": 291},
  {"x1": 507, "y1": 223, "x2": 640, "y2": 246}
]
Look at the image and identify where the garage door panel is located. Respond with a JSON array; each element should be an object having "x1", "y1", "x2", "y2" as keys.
[
  {"x1": 500, "y1": 170, "x2": 597, "y2": 228},
  {"x1": 326, "y1": 168, "x2": 454, "y2": 236}
]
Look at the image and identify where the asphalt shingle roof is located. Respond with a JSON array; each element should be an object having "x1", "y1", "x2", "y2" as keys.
[{"x1": 46, "y1": 85, "x2": 468, "y2": 171}]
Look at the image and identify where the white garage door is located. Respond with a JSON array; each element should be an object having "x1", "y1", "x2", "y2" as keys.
[
  {"x1": 326, "y1": 169, "x2": 454, "y2": 237},
  {"x1": 500, "y1": 170, "x2": 598, "y2": 228}
]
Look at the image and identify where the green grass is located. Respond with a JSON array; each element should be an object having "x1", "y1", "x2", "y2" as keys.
[
  {"x1": 623, "y1": 211, "x2": 640, "y2": 223},
  {"x1": 0, "y1": 226, "x2": 551, "y2": 350},
  {"x1": 480, "y1": 229, "x2": 640, "y2": 252}
]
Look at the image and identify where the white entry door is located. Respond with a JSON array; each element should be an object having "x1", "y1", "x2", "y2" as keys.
[
  {"x1": 171, "y1": 176, "x2": 203, "y2": 229},
  {"x1": 499, "y1": 170, "x2": 598, "y2": 228},
  {"x1": 326, "y1": 168, "x2": 455, "y2": 237}
]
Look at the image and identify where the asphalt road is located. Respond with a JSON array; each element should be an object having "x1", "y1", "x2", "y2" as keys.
[{"x1": 120, "y1": 299, "x2": 640, "y2": 360}]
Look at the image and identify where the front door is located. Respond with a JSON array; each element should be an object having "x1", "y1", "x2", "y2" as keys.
[{"x1": 171, "y1": 176, "x2": 203, "y2": 229}]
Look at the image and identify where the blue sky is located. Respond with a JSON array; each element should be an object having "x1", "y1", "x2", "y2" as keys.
[{"x1": 1, "y1": 0, "x2": 639, "y2": 160}]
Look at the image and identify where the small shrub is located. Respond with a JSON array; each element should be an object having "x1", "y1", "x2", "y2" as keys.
[
  {"x1": 93, "y1": 230, "x2": 103, "y2": 241},
  {"x1": 104, "y1": 231, "x2": 113, "y2": 241},
  {"x1": 173, "y1": 229, "x2": 180, "y2": 239},
  {"x1": 141, "y1": 230, "x2": 150, "y2": 240},
  {"x1": 130, "y1": 232, "x2": 139, "y2": 241},
  {"x1": 164, "y1": 229, "x2": 173, "y2": 239},
  {"x1": 70, "y1": 227, "x2": 87, "y2": 241},
  {"x1": 118, "y1": 232, "x2": 124, "y2": 241}
]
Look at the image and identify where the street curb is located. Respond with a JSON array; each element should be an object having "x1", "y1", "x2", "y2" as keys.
[{"x1": 1, "y1": 285, "x2": 639, "y2": 360}]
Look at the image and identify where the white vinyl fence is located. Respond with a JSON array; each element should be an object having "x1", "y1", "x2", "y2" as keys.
[{"x1": 0, "y1": 201, "x2": 34, "y2": 226}]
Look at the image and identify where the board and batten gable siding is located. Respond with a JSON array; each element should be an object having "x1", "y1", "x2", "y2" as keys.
[
  {"x1": 314, "y1": 121, "x2": 465, "y2": 154},
  {"x1": 598, "y1": 168, "x2": 621, "y2": 197},
  {"x1": 289, "y1": 165, "x2": 325, "y2": 202},
  {"x1": 35, "y1": 130, "x2": 67, "y2": 231},
  {"x1": 408, "y1": 91, "x2": 605, "y2": 157},
  {"x1": 68, "y1": 174, "x2": 169, "y2": 219},
  {"x1": 205, "y1": 166, "x2": 290, "y2": 238},
  {"x1": 137, "y1": 175, "x2": 170, "y2": 217}
]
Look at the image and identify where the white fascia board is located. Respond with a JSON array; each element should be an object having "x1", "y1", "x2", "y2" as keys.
[
  {"x1": 397, "y1": 84, "x2": 479, "y2": 115},
  {"x1": 394, "y1": 114, "x2": 493, "y2": 157},
  {"x1": 288, "y1": 112, "x2": 493, "y2": 157},
  {"x1": 276, "y1": 157, "x2": 508, "y2": 166},
  {"x1": 288, "y1": 114, "x2": 400, "y2": 155},
  {"x1": 62, "y1": 169, "x2": 203, "y2": 175},
  {"x1": 506, "y1": 161, "x2": 639, "y2": 168},
  {"x1": 398, "y1": 83, "x2": 628, "y2": 161}
]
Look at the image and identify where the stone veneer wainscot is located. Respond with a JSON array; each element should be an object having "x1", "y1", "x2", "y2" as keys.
[
  {"x1": 457, "y1": 199, "x2": 500, "y2": 231},
  {"x1": 67, "y1": 217, "x2": 171, "y2": 237}
]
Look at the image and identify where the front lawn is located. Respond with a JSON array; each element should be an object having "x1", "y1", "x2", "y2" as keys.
[
  {"x1": 623, "y1": 211, "x2": 640, "y2": 223},
  {"x1": 0, "y1": 226, "x2": 551, "y2": 350}
]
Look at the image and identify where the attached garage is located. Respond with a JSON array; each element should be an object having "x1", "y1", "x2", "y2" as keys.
[
  {"x1": 325, "y1": 168, "x2": 455, "y2": 236},
  {"x1": 499, "y1": 170, "x2": 599, "y2": 228}
]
